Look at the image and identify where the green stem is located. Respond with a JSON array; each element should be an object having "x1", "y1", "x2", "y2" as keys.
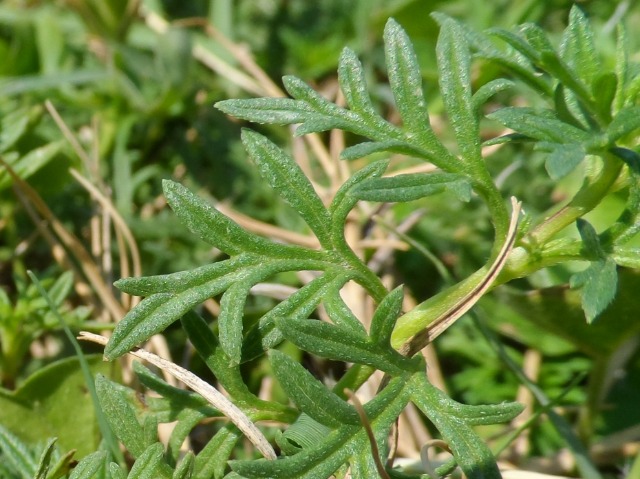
[{"x1": 529, "y1": 154, "x2": 623, "y2": 246}]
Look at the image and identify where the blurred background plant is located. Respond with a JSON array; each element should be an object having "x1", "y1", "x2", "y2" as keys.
[{"x1": 1, "y1": 0, "x2": 640, "y2": 477}]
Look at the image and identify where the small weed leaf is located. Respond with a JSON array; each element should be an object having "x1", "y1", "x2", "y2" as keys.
[
  {"x1": 607, "y1": 106, "x2": 640, "y2": 142},
  {"x1": 369, "y1": 286, "x2": 404, "y2": 347},
  {"x1": 542, "y1": 142, "x2": 586, "y2": 180},
  {"x1": 339, "y1": 140, "x2": 415, "y2": 161},
  {"x1": 109, "y1": 463, "x2": 127, "y2": 479},
  {"x1": 218, "y1": 281, "x2": 252, "y2": 366},
  {"x1": 560, "y1": 5, "x2": 599, "y2": 90},
  {"x1": 610, "y1": 147, "x2": 640, "y2": 174},
  {"x1": 576, "y1": 219, "x2": 606, "y2": 260},
  {"x1": 570, "y1": 258, "x2": 618, "y2": 323},
  {"x1": 127, "y1": 443, "x2": 165, "y2": 479},
  {"x1": 0, "y1": 423, "x2": 37, "y2": 478},
  {"x1": 172, "y1": 452, "x2": 194, "y2": 479},
  {"x1": 269, "y1": 350, "x2": 359, "y2": 427},
  {"x1": 323, "y1": 290, "x2": 367, "y2": 334},
  {"x1": 33, "y1": 437, "x2": 56, "y2": 479},
  {"x1": 69, "y1": 451, "x2": 107, "y2": 479},
  {"x1": 353, "y1": 172, "x2": 471, "y2": 203},
  {"x1": 472, "y1": 79, "x2": 515, "y2": 117}
]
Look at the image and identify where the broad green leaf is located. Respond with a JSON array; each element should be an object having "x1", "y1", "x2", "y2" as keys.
[
  {"x1": 352, "y1": 172, "x2": 471, "y2": 203},
  {"x1": 369, "y1": 286, "x2": 403, "y2": 346},
  {"x1": 542, "y1": 142, "x2": 586, "y2": 180},
  {"x1": 241, "y1": 129, "x2": 333, "y2": 247},
  {"x1": 128, "y1": 443, "x2": 167, "y2": 479},
  {"x1": 384, "y1": 20, "x2": 432, "y2": 142},
  {"x1": 275, "y1": 317, "x2": 419, "y2": 375},
  {"x1": 218, "y1": 281, "x2": 252, "y2": 365},
  {"x1": 270, "y1": 350, "x2": 359, "y2": 427},
  {"x1": 229, "y1": 375, "x2": 412, "y2": 479},
  {"x1": 570, "y1": 258, "x2": 618, "y2": 323},
  {"x1": 0, "y1": 356, "x2": 114, "y2": 457},
  {"x1": 69, "y1": 452, "x2": 107, "y2": 479},
  {"x1": 487, "y1": 107, "x2": 590, "y2": 143},
  {"x1": 437, "y1": 18, "x2": 481, "y2": 164},
  {"x1": 607, "y1": 106, "x2": 640, "y2": 142},
  {"x1": 411, "y1": 374, "x2": 502, "y2": 479},
  {"x1": 163, "y1": 180, "x2": 317, "y2": 259},
  {"x1": 114, "y1": 255, "x2": 262, "y2": 296},
  {"x1": 560, "y1": 5, "x2": 599, "y2": 89},
  {"x1": 172, "y1": 452, "x2": 194, "y2": 479},
  {"x1": 241, "y1": 271, "x2": 349, "y2": 362},
  {"x1": 0, "y1": 423, "x2": 36, "y2": 479}
]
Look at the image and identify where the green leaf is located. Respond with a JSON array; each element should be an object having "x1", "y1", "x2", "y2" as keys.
[
  {"x1": 0, "y1": 423, "x2": 36, "y2": 479},
  {"x1": 369, "y1": 286, "x2": 403, "y2": 346},
  {"x1": 241, "y1": 129, "x2": 333, "y2": 247},
  {"x1": 0, "y1": 141, "x2": 64, "y2": 191},
  {"x1": 218, "y1": 281, "x2": 251, "y2": 366},
  {"x1": 241, "y1": 271, "x2": 349, "y2": 362},
  {"x1": 576, "y1": 218, "x2": 605, "y2": 260},
  {"x1": 162, "y1": 180, "x2": 314, "y2": 259},
  {"x1": 542, "y1": 142, "x2": 586, "y2": 180},
  {"x1": 95, "y1": 374, "x2": 149, "y2": 458},
  {"x1": 114, "y1": 255, "x2": 262, "y2": 296},
  {"x1": 339, "y1": 141, "x2": 413, "y2": 161},
  {"x1": 607, "y1": 106, "x2": 640, "y2": 142},
  {"x1": 560, "y1": 5, "x2": 599, "y2": 88},
  {"x1": 230, "y1": 375, "x2": 412, "y2": 479},
  {"x1": 472, "y1": 79, "x2": 515, "y2": 116},
  {"x1": 488, "y1": 107, "x2": 590, "y2": 143},
  {"x1": 610, "y1": 147, "x2": 640, "y2": 174},
  {"x1": 275, "y1": 317, "x2": 419, "y2": 375},
  {"x1": 128, "y1": 443, "x2": 166, "y2": 479},
  {"x1": 69, "y1": 452, "x2": 107, "y2": 479},
  {"x1": 570, "y1": 258, "x2": 618, "y2": 323},
  {"x1": 270, "y1": 350, "x2": 359, "y2": 427},
  {"x1": 437, "y1": 18, "x2": 481, "y2": 164},
  {"x1": 215, "y1": 97, "x2": 313, "y2": 124},
  {"x1": 192, "y1": 425, "x2": 240, "y2": 479},
  {"x1": 322, "y1": 291, "x2": 367, "y2": 335},
  {"x1": 592, "y1": 72, "x2": 617, "y2": 122},
  {"x1": 411, "y1": 374, "x2": 502, "y2": 479},
  {"x1": 352, "y1": 172, "x2": 471, "y2": 203},
  {"x1": 384, "y1": 20, "x2": 432, "y2": 142},
  {"x1": 172, "y1": 452, "x2": 194, "y2": 479},
  {"x1": 276, "y1": 414, "x2": 330, "y2": 454},
  {"x1": 34, "y1": 437, "x2": 57, "y2": 479}
]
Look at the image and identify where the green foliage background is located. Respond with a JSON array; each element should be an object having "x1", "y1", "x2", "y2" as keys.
[{"x1": 1, "y1": 0, "x2": 640, "y2": 478}]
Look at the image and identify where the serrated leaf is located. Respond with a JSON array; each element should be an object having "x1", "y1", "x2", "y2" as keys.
[
  {"x1": 241, "y1": 271, "x2": 348, "y2": 362},
  {"x1": 437, "y1": 19, "x2": 481, "y2": 164},
  {"x1": 163, "y1": 180, "x2": 312, "y2": 258},
  {"x1": 95, "y1": 375, "x2": 148, "y2": 458},
  {"x1": 128, "y1": 443, "x2": 165, "y2": 479},
  {"x1": 488, "y1": 107, "x2": 589, "y2": 143},
  {"x1": 369, "y1": 286, "x2": 403, "y2": 346},
  {"x1": 114, "y1": 254, "x2": 262, "y2": 296},
  {"x1": 108, "y1": 259, "x2": 323, "y2": 360},
  {"x1": 270, "y1": 350, "x2": 359, "y2": 427},
  {"x1": 542, "y1": 142, "x2": 586, "y2": 180},
  {"x1": 576, "y1": 218, "x2": 605, "y2": 260},
  {"x1": 215, "y1": 97, "x2": 313, "y2": 125},
  {"x1": 560, "y1": 6, "x2": 599, "y2": 89},
  {"x1": 607, "y1": 106, "x2": 640, "y2": 142},
  {"x1": 384, "y1": 20, "x2": 432, "y2": 140},
  {"x1": 69, "y1": 452, "x2": 107, "y2": 479},
  {"x1": 411, "y1": 374, "x2": 502, "y2": 479},
  {"x1": 353, "y1": 172, "x2": 471, "y2": 203},
  {"x1": 241, "y1": 129, "x2": 333, "y2": 247},
  {"x1": 570, "y1": 258, "x2": 618, "y2": 323},
  {"x1": 218, "y1": 281, "x2": 251, "y2": 365},
  {"x1": 275, "y1": 317, "x2": 418, "y2": 375},
  {"x1": 230, "y1": 375, "x2": 412, "y2": 479}
]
